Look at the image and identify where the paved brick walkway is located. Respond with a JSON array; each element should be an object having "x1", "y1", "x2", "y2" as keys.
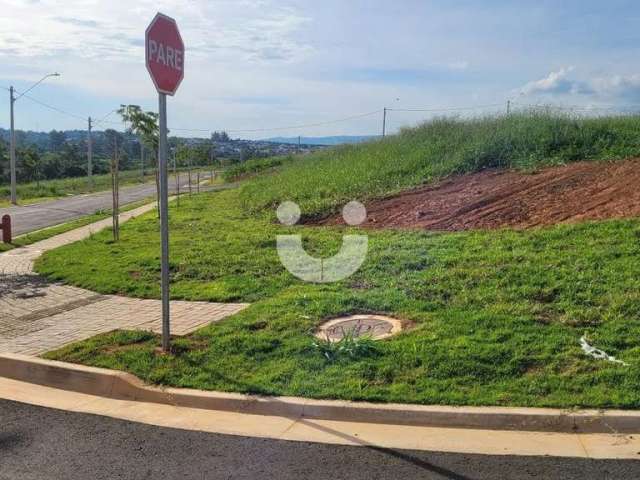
[{"x1": 0, "y1": 203, "x2": 248, "y2": 355}]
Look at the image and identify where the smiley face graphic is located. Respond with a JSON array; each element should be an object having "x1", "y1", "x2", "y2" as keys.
[{"x1": 276, "y1": 201, "x2": 368, "y2": 283}]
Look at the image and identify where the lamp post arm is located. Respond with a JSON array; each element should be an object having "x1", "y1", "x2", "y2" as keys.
[{"x1": 14, "y1": 73, "x2": 60, "y2": 101}]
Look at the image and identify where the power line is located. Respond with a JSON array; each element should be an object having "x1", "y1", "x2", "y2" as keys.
[
  {"x1": 96, "y1": 119, "x2": 122, "y2": 126},
  {"x1": 225, "y1": 109, "x2": 383, "y2": 133},
  {"x1": 6, "y1": 87, "x2": 640, "y2": 138},
  {"x1": 2, "y1": 85, "x2": 123, "y2": 127},
  {"x1": 18, "y1": 92, "x2": 87, "y2": 122},
  {"x1": 388, "y1": 103, "x2": 504, "y2": 112},
  {"x1": 170, "y1": 126, "x2": 210, "y2": 132},
  {"x1": 163, "y1": 110, "x2": 383, "y2": 134},
  {"x1": 93, "y1": 109, "x2": 120, "y2": 126}
]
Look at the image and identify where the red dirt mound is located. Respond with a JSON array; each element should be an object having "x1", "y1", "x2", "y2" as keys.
[{"x1": 324, "y1": 158, "x2": 640, "y2": 231}]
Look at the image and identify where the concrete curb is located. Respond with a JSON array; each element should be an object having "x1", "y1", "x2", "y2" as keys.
[{"x1": 2, "y1": 353, "x2": 639, "y2": 434}]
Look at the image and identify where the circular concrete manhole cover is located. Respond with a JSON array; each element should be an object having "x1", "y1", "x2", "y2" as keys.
[{"x1": 315, "y1": 315, "x2": 403, "y2": 342}]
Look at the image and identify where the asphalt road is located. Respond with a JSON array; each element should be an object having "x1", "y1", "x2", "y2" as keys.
[
  {"x1": 0, "y1": 174, "x2": 220, "y2": 236},
  {"x1": 1, "y1": 400, "x2": 638, "y2": 480}
]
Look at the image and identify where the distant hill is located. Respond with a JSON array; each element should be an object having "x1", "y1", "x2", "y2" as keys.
[{"x1": 263, "y1": 135, "x2": 377, "y2": 146}]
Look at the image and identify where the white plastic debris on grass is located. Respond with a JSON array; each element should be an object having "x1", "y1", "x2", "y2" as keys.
[{"x1": 580, "y1": 336, "x2": 628, "y2": 366}]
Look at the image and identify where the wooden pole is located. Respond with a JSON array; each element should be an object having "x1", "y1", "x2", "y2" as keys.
[
  {"x1": 176, "y1": 171, "x2": 180, "y2": 207},
  {"x1": 111, "y1": 136, "x2": 120, "y2": 241}
]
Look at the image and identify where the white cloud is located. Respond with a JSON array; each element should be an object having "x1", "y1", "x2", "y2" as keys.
[
  {"x1": 590, "y1": 74, "x2": 640, "y2": 100},
  {"x1": 519, "y1": 67, "x2": 592, "y2": 96},
  {"x1": 0, "y1": 0, "x2": 324, "y2": 136},
  {"x1": 0, "y1": 0, "x2": 312, "y2": 63},
  {"x1": 13, "y1": 1, "x2": 640, "y2": 137},
  {"x1": 519, "y1": 68, "x2": 640, "y2": 104}
]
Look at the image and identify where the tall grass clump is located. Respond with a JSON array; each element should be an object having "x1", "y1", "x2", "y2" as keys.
[
  {"x1": 238, "y1": 111, "x2": 640, "y2": 219},
  {"x1": 222, "y1": 155, "x2": 292, "y2": 182}
]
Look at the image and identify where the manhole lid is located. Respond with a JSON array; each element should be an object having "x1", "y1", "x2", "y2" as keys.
[{"x1": 315, "y1": 315, "x2": 403, "y2": 342}]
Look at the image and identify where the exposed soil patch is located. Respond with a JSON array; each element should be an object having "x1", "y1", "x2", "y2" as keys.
[{"x1": 323, "y1": 159, "x2": 640, "y2": 231}]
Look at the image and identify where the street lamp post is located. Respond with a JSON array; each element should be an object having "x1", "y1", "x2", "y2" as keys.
[
  {"x1": 9, "y1": 87, "x2": 16, "y2": 205},
  {"x1": 9, "y1": 73, "x2": 60, "y2": 204}
]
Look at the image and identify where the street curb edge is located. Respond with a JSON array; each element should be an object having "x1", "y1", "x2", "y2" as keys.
[{"x1": 1, "y1": 353, "x2": 638, "y2": 434}]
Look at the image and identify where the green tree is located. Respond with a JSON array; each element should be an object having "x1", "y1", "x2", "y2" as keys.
[
  {"x1": 192, "y1": 143, "x2": 212, "y2": 166},
  {"x1": 174, "y1": 140, "x2": 189, "y2": 168},
  {"x1": 60, "y1": 142, "x2": 84, "y2": 177},
  {"x1": 118, "y1": 105, "x2": 159, "y2": 166},
  {"x1": 48, "y1": 130, "x2": 67, "y2": 152},
  {"x1": 18, "y1": 146, "x2": 41, "y2": 183},
  {"x1": 211, "y1": 131, "x2": 230, "y2": 142},
  {"x1": 41, "y1": 152, "x2": 64, "y2": 179}
]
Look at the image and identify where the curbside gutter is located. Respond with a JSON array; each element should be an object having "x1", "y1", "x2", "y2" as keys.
[{"x1": 1, "y1": 353, "x2": 639, "y2": 434}]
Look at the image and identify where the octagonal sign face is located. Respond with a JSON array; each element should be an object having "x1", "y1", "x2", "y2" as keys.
[{"x1": 145, "y1": 13, "x2": 184, "y2": 95}]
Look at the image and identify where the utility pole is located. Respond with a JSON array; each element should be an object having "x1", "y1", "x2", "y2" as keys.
[
  {"x1": 382, "y1": 107, "x2": 387, "y2": 137},
  {"x1": 141, "y1": 142, "x2": 145, "y2": 177},
  {"x1": 9, "y1": 87, "x2": 16, "y2": 204},
  {"x1": 507, "y1": 100, "x2": 511, "y2": 115},
  {"x1": 87, "y1": 117, "x2": 93, "y2": 182},
  {"x1": 7, "y1": 73, "x2": 59, "y2": 204}
]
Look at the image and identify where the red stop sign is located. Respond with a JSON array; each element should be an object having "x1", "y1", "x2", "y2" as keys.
[{"x1": 145, "y1": 13, "x2": 184, "y2": 96}]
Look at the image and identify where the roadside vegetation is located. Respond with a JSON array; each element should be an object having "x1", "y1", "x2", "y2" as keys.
[
  {"x1": 240, "y1": 111, "x2": 640, "y2": 218},
  {"x1": 222, "y1": 155, "x2": 293, "y2": 182},
  {"x1": 0, "y1": 169, "x2": 157, "y2": 206},
  {"x1": 41, "y1": 112, "x2": 640, "y2": 408},
  {"x1": 0, "y1": 198, "x2": 154, "y2": 253},
  {"x1": 0, "y1": 166, "x2": 220, "y2": 206}
]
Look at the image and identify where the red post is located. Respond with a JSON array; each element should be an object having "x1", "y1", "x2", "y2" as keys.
[{"x1": 1, "y1": 214, "x2": 11, "y2": 244}]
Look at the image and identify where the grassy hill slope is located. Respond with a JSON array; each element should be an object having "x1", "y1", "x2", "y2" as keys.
[{"x1": 239, "y1": 112, "x2": 640, "y2": 218}]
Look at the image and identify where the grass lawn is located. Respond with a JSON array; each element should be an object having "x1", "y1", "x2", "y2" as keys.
[
  {"x1": 39, "y1": 113, "x2": 640, "y2": 408},
  {"x1": 40, "y1": 188, "x2": 640, "y2": 408},
  {"x1": 0, "y1": 196, "x2": 60, "y2": 208}
]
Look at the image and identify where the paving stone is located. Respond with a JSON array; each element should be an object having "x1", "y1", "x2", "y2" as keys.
[{"x1": 0, "y1": 203, "x2": 249, "y2": 356}]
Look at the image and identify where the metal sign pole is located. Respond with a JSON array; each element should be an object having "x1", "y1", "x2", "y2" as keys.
[
  {"x1": 158, "y1": 92, "x2": 171, "y2": 352},
  {"x1": 146, "y1": 11, "x2": 183, "y2": 353}
]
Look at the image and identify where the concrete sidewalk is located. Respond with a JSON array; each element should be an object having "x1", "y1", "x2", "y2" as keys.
[
  {"x1": 2, "y1": 375, "x2": 639, "y2": 460},
  {"x1": 0, "y1": 201, "x2": 248, "y2": 355}
]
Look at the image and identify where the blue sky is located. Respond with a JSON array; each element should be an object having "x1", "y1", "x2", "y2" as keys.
[{"x1": 2, "y1": 0, "x2": 640, "y2": 138}]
